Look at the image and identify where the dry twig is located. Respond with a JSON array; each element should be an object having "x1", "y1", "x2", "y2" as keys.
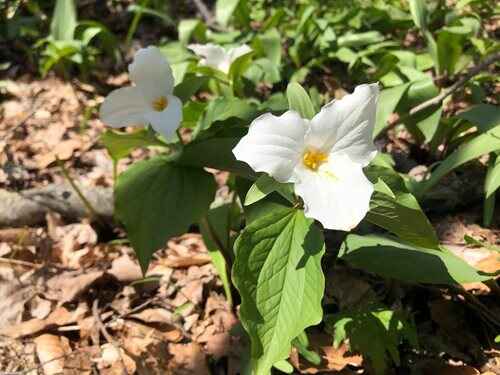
[{"x1": 381, "y1": 52, "x2": 500, "y2": 135}]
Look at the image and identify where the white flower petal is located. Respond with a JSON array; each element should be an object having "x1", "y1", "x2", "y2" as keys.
[
  {"x1": 233, "y1": 111, "x2": 308, "y2": 183},
  {"x1": 188, "y1": 43, "x2": 231, "y2": 73},
  {"x1": 144, "y1": 95, "x2": 182, "y2": 140},
  {"x1": 293, "y1": 154, "x2": 373, "y2": 231},
  {"x1": 307, "y1": 83, "x2": 379, "y2": 166},
  {"x1": 228, "y1": 44, "x2": 252, "y2": 63},
  {"x1": 99, "y1": 86, "x2": 149, "y2": 128},
  {"x1": 129, "y1": 46, "x2": 174, "y2": 102}
]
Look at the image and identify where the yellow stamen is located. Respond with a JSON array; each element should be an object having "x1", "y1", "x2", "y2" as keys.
[
  {"x1": 152, "y1": 96, "x2": 168, "y2": 111},
  {"x1": 302, "y1": 149, "x2": 328, "y2": 171}
]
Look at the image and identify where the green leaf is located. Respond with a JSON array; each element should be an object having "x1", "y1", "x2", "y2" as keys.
[
  {"x1": 286, "y1": 82, "x2": 316, "y2": 120},
  {"x1": 340, "y1": 234, "x2": 494, "y2": 284},
  {"x1": 437, "y1": 30, "x2": 465, "y2": 75},
  {"x1": 337, "y1": 31, "x2": 384, "y2": 48},
  {"x1": 293, "y1": 332, "x2": 321, "y2": 366},
  {"x1": 228, "y1": 50, "x2": 253, "y2": 86},
  {"x1": 115, "y1": 157, "x2": 216, "y2": 272},
  {"x1": 373, "y1": 83, "x2": 411, "y2": 137},
  {"x1": 244, "y1": 174, "x2": 294, "y2": 206},
  {"x1": 253, "y1": 28, "x2": 282, "y2": 66},
  {"x1": 173, "y1": 75, "x2": 209, "y2": 103},
  {"x1": 101, "y1": 129, "x2": 167, "y2": 162},
  {"x1": 50, "y1": 0, "x2": 77, "y2": 41},
  {"x1": 326, "y1": 306, "x2": 417, "y2": 375},
  {"x1": 484, "y1": 155, "x2": 500, "y2": 227},
  {"x1": 200, "y1": 204, "x2": 233, "y2": 307},
  {"x1": 215, "y1": 0, "x2": 240, "y2": 27},
  {"x1": 365, "y1": 166, "x2": 440, "y2": 249},
  {"x1": 273, "y1": 360, "x2": 293, "y2": 373},
  {"x1": 456, "y1": 104, "x2": 500, "y2": 132},
  {"x1": 178, "y1": 19, "x2": 206, "y2": 45},
  {"x1": 418, "y1": 125, "x2": 500, "y2": 196},
  {"x1": 233, "y1": 208, "x2": 325, "y2": 374},
  {"x1": 199, "y1": 97, "x2": 256, "y2": 133},
  {"x1": 409, "y1": 0, "x2": 427, "y2": 31},
  {"x1": 177, "y1": 136, "x2": 255, "y2": 178}
]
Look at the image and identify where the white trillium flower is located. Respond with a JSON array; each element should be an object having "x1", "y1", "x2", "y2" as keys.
[
  {"x1": 233, "y1": 83, "x2": 380, "y2": 231},
  {"x1": 99, "y1": 46, "x2": 182, "y2": 140},
  {"x1": 188, "y1": 43, "x2": 252, "y2": 74}
]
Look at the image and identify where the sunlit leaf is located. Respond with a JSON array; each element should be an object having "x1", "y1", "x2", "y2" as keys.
[{"x1": 233, "y1": 207, "x2": 325, "y2": 374}]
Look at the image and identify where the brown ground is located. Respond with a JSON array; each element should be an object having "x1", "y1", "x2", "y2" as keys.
[{"x1": 1, "y1": 74, "x2": 499, "y2": 374}]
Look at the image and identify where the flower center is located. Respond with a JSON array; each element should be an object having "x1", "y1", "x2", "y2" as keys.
[
  {"x1": 302, "y1": 149, "x2": 328, "y2": 171},
  {"x1": 152, "y1": 96, "x2": 168, "y2": 111}
]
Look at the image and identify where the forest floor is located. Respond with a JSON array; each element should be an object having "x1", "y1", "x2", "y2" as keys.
[{"x1": 0, "y1": 71, "x2": 499, "y2": 375}]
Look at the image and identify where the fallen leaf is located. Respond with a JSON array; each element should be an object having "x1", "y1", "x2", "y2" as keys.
[
  {"x1": 168, "y1": 342, "x2": 210, "y2": 375},
  {"x1": 180, "y1": 280, "x2": 203, "y2": 305},
  {"x1": 34, "y1": 334, "x2": 70, "y2": 375},
  {"x1": 30, "y1": 296, "x2": 52, "y2": 320},
  {"x1": 129, "y1": 308, "x2": 174, "y2": 325},
  {"x1": 45, "y1": 269, "x2": 104, "y2": 305},
  {"x1": 97, "y1": 343, "x2": 137, "y2": 375},
  {"x1": 108, "y1": 254, "x2": 142, "y2": 282},
  {"x1": 289, "y1": 334, "x2": 362, "y2": 374},
  {"x1": 0, "y1": 303, "x2": 87, "y2": 338}
]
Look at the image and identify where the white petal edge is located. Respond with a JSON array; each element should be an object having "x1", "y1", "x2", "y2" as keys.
[
  {"x1": 307, "y1": 83, "x2": 379, "y2": 166},
  {"x1": 188, "y1": 43, "x2": 231, "y2": 73},
  {"x1": 293, "y1": 154, "x2": 374, "y2": 231},
  {"x1": 144, "y1": 95, "x2": 183, "y2": 140},
  {"x1": 99, "y1": 86, "x2": 149, "y2": 128},
  {"x1": 128, "y1": 46, "x2": 175, "y2": 103},
  {"x1": 233, "y1": 110, "x2": 308, "y2": 183},
  {"x1": 228, "y1": 44, "x2": 252, "y2": 63}
]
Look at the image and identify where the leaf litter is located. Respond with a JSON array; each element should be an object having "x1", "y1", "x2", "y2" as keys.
[{"x1": 0, "y1": 71, "x2": 499, "y2": 375}]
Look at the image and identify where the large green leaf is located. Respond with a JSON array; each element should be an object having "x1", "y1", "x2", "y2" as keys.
[
  {"x1": 408, "y1": 0, "x2": 427, "y2": 31},
  {"x1": 177, "y1": 136, "x2": 255, "y2": 178},
  {"x1": 373, "y1": 83, "x2": 411, "y2": 137},
  {"x1": 101, "y1": 129, "x2": 167, "y2": 162},
  {"x1": 286, "y1": 82, "x2": 316, "y2": 120},
  {"x1": 417, "y1": 125, "x2": 500, "y2": 196},
  {"x1": 244, "y1": 174, "x2": 294, "y2": 206},
  {"x1": 484, "y1": 155, "x2": 500, "y2": 227},
  {"x1": 115, "y1": 157, "x2": 216, "y2": 272},
  {"x1": 233, "y1": 208, "x2": 325, "y2": 375},
  {"x1": 173, "y1": 75, "x2": 209, "y2": 103},
  {"x1": 177, "y1": 19, "x2": 206, "y2": 45},
  {"x1": 456, "y1": 104, "x2": 500, "y2": 132},
  {"x1": 200, "y1": 204, "x2": 233, "y2": 307},
  {"x1": 340, "y1": 234, "x2": 493, "y2": 284},
  {"x1": 215, "y1": 0, "x2": 240, "y2": 26},
  {"x1": 365, "y1": 166, "x2": 439, "y2": 249},
  {"x1": 50, "y1": 0, "x2": 77, "y2": 41}
]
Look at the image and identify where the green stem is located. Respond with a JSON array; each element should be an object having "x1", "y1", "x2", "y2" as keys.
[{"x1": 57, "y1": 156, "x2": 101, "y2": 222}]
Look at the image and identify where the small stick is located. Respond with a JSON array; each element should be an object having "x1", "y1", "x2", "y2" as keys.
[
  {"x1": 92, "y1": 300, "x2": 129, "y2": 375},
  {"x1": 381, "y1": 52, "x2": 500, "y2": 135}
]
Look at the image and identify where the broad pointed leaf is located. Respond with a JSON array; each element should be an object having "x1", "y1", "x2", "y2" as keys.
[
  {"x1": 115, "y1": 157, "x2": 216, "y2": 272},
  {"x1": 233, "y1": 208, "x2": 325, "y2": 375}
]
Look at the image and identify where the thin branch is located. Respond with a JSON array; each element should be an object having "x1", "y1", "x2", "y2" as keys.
[
  {"x1": 381, "y1": 52, "x2": 500, "y2": 135},
  {"x1": 92, "y1": 300, "x2": 129, "y2": 375},
  {"x1": 192, "y1": 0, "x2": 214, "y2": 24}
]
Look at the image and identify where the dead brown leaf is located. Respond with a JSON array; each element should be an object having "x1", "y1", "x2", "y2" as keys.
[
  {"x1": 290, "y1": 334, "x2": 362, "y2": 374},
  {"x1": 168, "y1": 342, "x2": 210, "y2": 375},
  {"x1": 108, "y1": 253, "x2": 142, "y2": 282},
  {"x1": 0, "y1": 303, "x2": 87, "y2": 338},
  {"x1": 45, "y1": 269, "x2": 103, "y2": 305},
  {"x1": 34, "y1": 334, "x2": 71, "y2": 375}
]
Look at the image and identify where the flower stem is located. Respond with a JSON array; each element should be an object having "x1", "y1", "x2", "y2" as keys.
[{"x1": 57, "y1": 156, "x2": 101, "y2": 223}]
